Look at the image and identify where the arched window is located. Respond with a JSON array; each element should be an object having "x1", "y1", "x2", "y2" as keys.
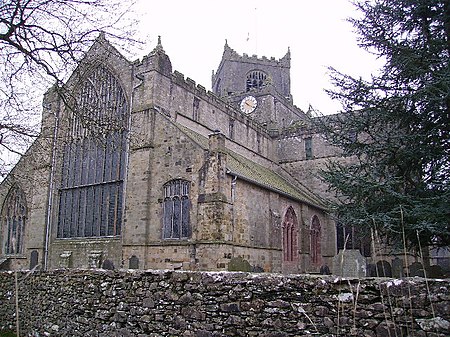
[
  {"x1": 282, "y1": 206, "x2": 298, "y2": 262},
  {"x1": 246, "y1": 70, "x2": 268, "y2": 91},
  {"x1": 163, "y1": 180, "x2": 191, "y2": 239},
  {"x1": 311, "y1": 215, "x2": 321, "y2": 265},
  {"x1": 2, "y1": 186, "x2": 27, "y2": 255},
  {"x1": 57, "y1": 65, "x2": 128, "y2": 238}
]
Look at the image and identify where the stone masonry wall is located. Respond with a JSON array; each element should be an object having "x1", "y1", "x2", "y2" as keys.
[{"x1": 0, "y1": 269, "x2": 449, "y2": 337}]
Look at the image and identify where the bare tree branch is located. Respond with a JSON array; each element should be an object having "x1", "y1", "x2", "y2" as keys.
[{"x1": 0, "y1": 0, "x2": 141, "y2": 176}]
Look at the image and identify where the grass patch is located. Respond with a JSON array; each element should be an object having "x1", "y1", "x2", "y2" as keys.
[{"x1": 0, "y1": 331, "x2": 17, "y2": 337}]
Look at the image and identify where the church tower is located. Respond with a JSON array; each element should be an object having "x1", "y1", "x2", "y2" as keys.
[
  {"x1": 211, "y1": 41, "x2": 306, "y2": 128},
  {"x1": 212, "y1": 40, "x2": 291, "y2": 101}
]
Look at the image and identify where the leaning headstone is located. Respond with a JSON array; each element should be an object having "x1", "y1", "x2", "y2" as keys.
[
  {"x1": 391, "y1": 257, "x2": 404, "y2": 278},
  {"x1": 409, "y1": 261, "x2": 424, "y2": 277},
  {"x1": 332, "y1": 249, "x2": 366, "y2": 277}
]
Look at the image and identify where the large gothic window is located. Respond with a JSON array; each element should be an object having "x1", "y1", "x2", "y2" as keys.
[
  {"x1": 246, "y1": 70, "x2": 268, "y2": 91},
  {"x1": 2, "y1": 186, "x2": 27, "y2": 255},
  {"x1": 57, "y1": 65, "x2": 128, "y2": 238},
  {"x1": 163, "y1": 180, "x2": 191, "y2": 239},
  {"x1": 282, "y1": 206, "x2": 298, "y2": 262},
  {"x1": 310, "y1": 215, "x2": 321, "y2": 265}
]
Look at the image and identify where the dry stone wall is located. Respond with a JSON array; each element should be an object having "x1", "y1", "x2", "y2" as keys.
[{"x1": 0, "y1": 269, "x2": 449, "y2": 337}]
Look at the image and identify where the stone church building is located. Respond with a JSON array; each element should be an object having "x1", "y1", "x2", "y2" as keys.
[{"x1": 0, "y1": 35, "x2": 345, "y2": 274}]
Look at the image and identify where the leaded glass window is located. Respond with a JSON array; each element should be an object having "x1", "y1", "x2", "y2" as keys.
[
  {"x1": 163, "y1": 180, "x2": 191, "y2": 239},
  {"x1": 2, "y1": 186, "x2": 27, "y2": 255},
  {"x1": 57, "y1": 65, "x2": 128, "y2": 238}
]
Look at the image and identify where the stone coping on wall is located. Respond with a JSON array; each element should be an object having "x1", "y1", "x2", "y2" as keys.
[{"x1": 0, "y1": 269, "x2": 449, "y2": 337}]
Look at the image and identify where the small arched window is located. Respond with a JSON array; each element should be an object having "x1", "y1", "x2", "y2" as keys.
[
  {"x1": 246, "y1": 70, "x2": 268, "y2": 91},
  {"x1": 163, "y1": 180, "x2": 191, "y2": 239},
  {"x1": 311, "y1": 215, "x2": 321, "y2": 265},
  {"x1": 2, "y1": 186, "x2": 27, "y2": 255}
]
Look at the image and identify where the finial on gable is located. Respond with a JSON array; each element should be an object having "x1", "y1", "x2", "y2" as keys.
[
  {"x1": 141, "y1": 35, "x2": 172, "y2": 75},
  {"x1": 153, "y1": 35, "x2": 165, "y2": 53},
  {"x1": 96, "y1": 31, "x2": 106, "y2": 42},
  {"x1": 224, "y1": 39, "x2": 232, "y2": 53},
  {"x1": 280, "y1": 47, "x2": 291, "y2": 66},
  {"x1": 223, "y1": 39, "x2": 238, "y2": 58}
]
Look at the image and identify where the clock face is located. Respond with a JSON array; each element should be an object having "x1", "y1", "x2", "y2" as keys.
[{"x1": 240, "y1": 96, "x2": 257, "y2": 114}]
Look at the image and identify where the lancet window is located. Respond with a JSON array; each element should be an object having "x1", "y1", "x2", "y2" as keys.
[
  {"x1": 283, "y1": 206, "x2": 298, "y2": 262},
  {"x1": 2, "y1": 186, "x2": 27, "y2": 255},
  {"x1": 310, "y1": 215, "x2": 321, "y2": 265}
]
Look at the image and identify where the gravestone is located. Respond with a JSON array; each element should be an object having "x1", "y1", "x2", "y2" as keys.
[
  {"x1": 251, "y1": 265, "x2": 264, "y2": 273},
  {"x1": 332, "y1": 249, "x2": 366, "y2": 277},
  {"x1": 59, "y1": 251, "x2": 72, "y2": 268},
  {"x1": 376, "y1": 260, "x2": 392, "y2": 277},
  {"x1": 366, "y1": 263, "x2": 377, "y2": 277},
  {"x1": 102, "y1": 259, "x2": 115, "y2": 270},
  {"x1": 227, "y1": 256, "x2": 252, "y2": 272},
  {"x1": 409, "y1": 262, "x2": 424, "y2": 277},
  {"x1": 320, "y1": 265, "x2": 331, "y2": 275},
  {"x1": 391, "y1": 257, "x2": 404, "y2": 278},
  {"x1": 129, "y1": 255, "x2": 139, "y2": 269},
  {"x1": 88, "y1": 251, "x2": 103, "y2": 269},
  {"x1": 30, "y1": 250, "x2": 39, "y2": 270},
  {"x1": 427, "y1": 265, "x2": 444, "y2": 279}
]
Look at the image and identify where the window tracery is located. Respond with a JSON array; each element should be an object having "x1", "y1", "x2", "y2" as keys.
[
  {"x1": 163, "y1": 179, "x2": 191, "y2": 239},
  {"x1": 57, "y1": 65, "x2": 128, "y2": 238},
  {"x1": 2, "y1": 186, "x2": 27, "y2": 254},
  {"x1": 246, "y1": 70, "x2": 268, "y2": 91}
]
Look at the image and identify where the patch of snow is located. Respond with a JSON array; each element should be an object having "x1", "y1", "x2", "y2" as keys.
[{"x1": 337, "y1": 292, "x2": 354, "y2": 302}]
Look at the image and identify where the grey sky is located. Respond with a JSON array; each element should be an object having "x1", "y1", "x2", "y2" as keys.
[{"x1": 135, "y1": 0, "x2": 382, "y2": 114}]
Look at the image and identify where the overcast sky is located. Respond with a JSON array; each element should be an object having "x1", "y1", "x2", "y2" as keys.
[{"x1": 134, "y1": 0, "x2": 383, "y2": 114}]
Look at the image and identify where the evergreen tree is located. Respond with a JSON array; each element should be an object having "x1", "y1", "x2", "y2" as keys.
[{"x1": 318, "y1": 0, "x2": 450, "y2": 250}]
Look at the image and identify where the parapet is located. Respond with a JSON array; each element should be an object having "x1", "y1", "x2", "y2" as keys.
[{"x1": 223, "y1": 44, "x2": 290, "y2": 68}]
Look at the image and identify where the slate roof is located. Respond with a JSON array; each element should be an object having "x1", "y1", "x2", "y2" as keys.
[{"x1": 175, "y1": 123, "x2": 327, "y2": 210}]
